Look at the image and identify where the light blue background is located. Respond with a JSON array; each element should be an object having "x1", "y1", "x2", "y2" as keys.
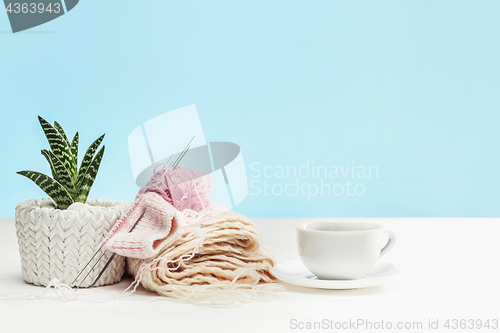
[{"x1": 1, "y1": 0, "x2": 498, "y2": 218}]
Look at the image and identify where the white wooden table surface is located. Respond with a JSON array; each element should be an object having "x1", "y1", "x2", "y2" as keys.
[{"x1": 1, "y1": 217, "x2": 499, "y2": 333}]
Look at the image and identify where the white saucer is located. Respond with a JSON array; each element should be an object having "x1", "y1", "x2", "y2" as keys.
[{"x1": 272, "y1": 260, "x2": 399, "y2": 289}]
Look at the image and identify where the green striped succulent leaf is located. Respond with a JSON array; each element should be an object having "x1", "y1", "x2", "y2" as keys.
[
  {"x1": 38, "y1": 116, "x2": 75, "y2": 176},
  {"x1": 19, "y1": 117, "x2": 106, "y2": 210},
  {"x1": 69, "y1": 132, "x2": 79, "y2": 181},
  {"x1": 76, "y1": 146, "x2": 105, "y2": 203},
  {"x1": 41, "y1": 149, "x2": 59, "y2": 182},
  {"x1": 41, "y1": 150, "x2": 77, "y2": 198},
  {"x1": 16, "y1": 170, "x2": 74, "y2": 209},
  {"x1": 54, "y1": 121, "x2": 69, "y2": 144},
  {"x1": 77, "y1": 134, "x2": 105, "y2": 188}
]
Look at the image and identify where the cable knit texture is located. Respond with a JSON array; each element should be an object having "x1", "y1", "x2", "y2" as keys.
[
  {"x1": 104, "y1": 192, "x2": 186, "y2": 259},
  {"x1": 15, "y1": 198, "x2": 127, "y2": 287}
]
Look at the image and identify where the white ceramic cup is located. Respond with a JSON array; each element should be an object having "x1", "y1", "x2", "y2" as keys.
[{"x1": 296, "y1": 221, "x2": 396, "y2": 280}]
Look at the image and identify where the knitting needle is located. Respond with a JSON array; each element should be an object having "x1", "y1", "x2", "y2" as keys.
[
  {"x1": 74, "y1": 209, "x2": 146, "y2": 291},
  {"x1": 170, "y1": 145, "x2": 189, "y2": 168},
  {"x1": 164, "y1": 154, "x2": 174, "y2": 166},
  {"x1": 89, "y1": 253, "x2": 117, "y2": 288},
  {"x1": 163, "y1": 141, "x2": 192, "y2": 202},
  {"x1": 171, "y1": 136, "x2": 194, "y2": 168},
  {"x1": 74, "y1": 247, "x2": 108, "y2": 291},
  {"x1": 88, "y1": 209, "x2": 146, "y2": 288},
  {"x1": 72, "y1": 242, "x2": 106, "y2": 285},
  {"x1": 172, "y1": 140, "x2": 192, "y2": 168},
  {"x1": 162, "y1": 136, "x2": 192, "y2": 170},
  {"x1": 173, "y1": 146, "x2": 190, "y2": 169}
]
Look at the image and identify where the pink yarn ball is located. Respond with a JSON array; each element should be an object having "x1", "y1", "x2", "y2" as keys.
[{"x1": 137, "y1": 165, "x2": 214, "y2": 223}]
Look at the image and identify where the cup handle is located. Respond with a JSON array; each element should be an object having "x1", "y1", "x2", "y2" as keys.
[{"x1": 380, "y1": 230, "x2": 396, "y2": 257}]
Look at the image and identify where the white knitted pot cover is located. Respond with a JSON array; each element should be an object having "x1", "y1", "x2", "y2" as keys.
[{"x1": 15, "y1": 198, "x2": 128, "y2": 288}]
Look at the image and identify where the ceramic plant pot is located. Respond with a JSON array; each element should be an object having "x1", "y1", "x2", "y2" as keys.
[{"x1": 14, "y1": 198, "x2": 127, "y2": 287}]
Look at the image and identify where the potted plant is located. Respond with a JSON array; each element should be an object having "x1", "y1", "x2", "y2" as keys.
[{"x1": 15, "y1": 116, "x2": 127, "y2": 287}]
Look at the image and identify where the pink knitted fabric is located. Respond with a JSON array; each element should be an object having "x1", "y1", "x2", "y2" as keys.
[{"x1": 104, "y1": 192, "x2": 186, "y2": 259}]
